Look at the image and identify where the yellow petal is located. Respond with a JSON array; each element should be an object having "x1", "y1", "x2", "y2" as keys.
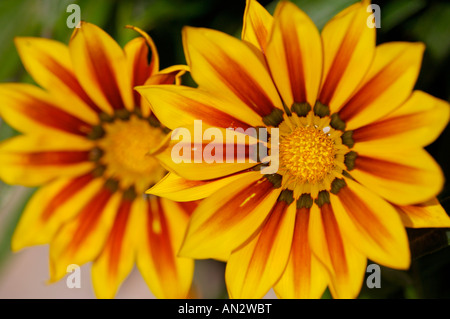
[
  {"x1": 151, "y1": 124, "x2": 260, "y2": 181},
  {"x1": 124, "y1": 37, "x2": 152, "y2": 107},
  {"x1": 179, "y1": 172, "x2": 281, "y2": 261},
  {"x1": 308, "y1": 203, "x2": 367, "y2": 299},
  {"x1": 125, "y1": 25, "x2": 159, "y2": 76},
  {"x1": 351, "y1": 147, "x2": 444, "y2": 206},
  {"x1": 136, "y1": 197, "x2": 194, "y2": 298},
  {"x1": 225, "y1": 201, "x2": 296, "y2": 299},
  {"x1": 274, "y1": 208, "x2": 328, "y2": 299},
  {"x1": 331, "y1": 178, "x2": 410, "y2": 270},
  {"x1": 0, "y1": 83, "x2": 93, "y2": 136},
  {"x1": 352, "y1": 91, "x2": 450, "y2": 148},
  {"x1": 395, "y1": 198, "x2": 450, "y2": 228},
  {"x1": 340, "y1": 42, "x2": 425, "y2": 130},
  {"x1": 11, "y1": 175, "x2": 103, "y2": 251},
  {"x1": 49, "y1": 189, "x2": 121, "y2": 282},
  {"x1": 136, "y1": 85, "x2": 263, "y2": 130},
  {"x1": 241, "y1": 0, "x2": 274, "y2": 53},
  {"x1": 14, "y1": 37, "x2": 99, "y2": 124},
  {"x1": 91, "y1": 198, "x2": 138, "y2": 299},
  {"x1": 147, "y1": 171, "x2": 256, "y2": 201},
  {"x1": 139, "y1": 66, "x2": 188, "y2": 117},
  {"x1": 266, "y1": 1, "x2": 322, "y2": 108},
  {"x1": 69, "y1": 21, "x2": 134, "y2": 113},
  {"x1": 0, "y1": 134, "x2": 94, "y2": 186},
  {"x1": 319, "y1": 0, "x2": 375, "y2": 112},
  {"x1": 183, "y1": 26, "x2": 282, "y2": 117}
]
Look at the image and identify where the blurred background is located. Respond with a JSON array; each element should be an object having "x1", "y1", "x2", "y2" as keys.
[{"x1": 0, "y1": 0, "x2": 449, "y2": 299}]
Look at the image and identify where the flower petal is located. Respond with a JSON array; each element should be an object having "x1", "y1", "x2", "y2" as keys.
[
  {"x1": 136, "y1": 197, "x2": 194, "y2": 298},
  {"x1": 69, "y1": 22, "x2": 134, "y2": 113},
  {"x1": 49, "y1": 188, "x2": 120, "y2": 282},
  {"x1": 340, "y1": 42, "x2": 425, "y2": 130},
  {"x1": 0, "y1": 84, "x2": 93, "y2": 136},
  {"x1": 319, "y1": 0, "x2": 375, "y2": 112},
  {"x1": 11, "y1": 174, "x2": 103, "y2": 251},
  {"x1": 274, "y1": 208, "x2": 328, "y2": 299},
  {"x1": 330, "y1": 178, "x2": 410, "y2": 270},
  {"x1": 241, "y1": 0, "x2": 273, "y2": 53},
  {"x1": 151, "y1": 125, "x2": 260, "y2": 181},
  {"x1": 179, "y1": 172, "x2": 282, "y2": 260},
  {"x1": 0, "y1": 134, "x2": 94, "y2": 186},
  {"x1": 125, "y1": 25, "x2": 159, "y2": 76},
  {"x1": 183, "y1": 26, "x2": 282, "y2": 117},
  {"x1": 124, "y1": 37, "x2": 152, "y2": 107},
  {"x1": 138, "y1": 66, "x2": 188, "y2": 117},
  {"x1": 136, "y1": 85, "x2": 261, "y2": 130},
  {"x1": 15, "y1": 37, "x2": 101, "y2": 121},
  {"x1": 266, "y1": 1, "x2": 322, "y2": 108},
  {"x1": 91, "y1": 198, "x2": 137, "y2": 299},
  {"x1": 352, "y1": 91, "x2": 450, "y2": 148},
  {"x1": 147, "y1": 171, "x2": 256, "y2": 201},
  {"x1": 225, "y1": 201, "x2": 296, "y2": 299},
  {"x1": 309, "y1": 203, "x2": 367, "y2": 299},
  {"x1": 351, "y1": 146, "x2": 444, "y2": 206},
  {"x1": 395, "y1": 198, "x2": 450, "y2": 228}
]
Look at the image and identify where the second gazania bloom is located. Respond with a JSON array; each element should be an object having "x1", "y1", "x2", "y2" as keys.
[{"x1": 2, "y1": 22, "x2": 194, "y2": 298}]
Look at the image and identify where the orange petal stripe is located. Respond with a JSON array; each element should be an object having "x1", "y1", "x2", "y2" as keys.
[
  {"x1": 67, "y1": 187, "x2": 113, "y2": 254},
  {"x1": 41, "y1": 174, "x2": 93, "y2": 221},
  {"x1": 107, "y1": 199, "x2": 133, "y2": 278},
  {"x1": 355, "y1": 156, "x2": 422, "y2": 184}
]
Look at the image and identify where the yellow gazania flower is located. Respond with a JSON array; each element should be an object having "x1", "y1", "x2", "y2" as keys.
[
  {"x1": 138, "y1": 0, "x2": 450, "y2": 299},
  {"x1": 0, "y1": 22, "x2": 195, "y2": 299}
]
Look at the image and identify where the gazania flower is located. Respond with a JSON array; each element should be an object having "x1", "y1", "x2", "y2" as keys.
[
  {"x1": 138, "y1": 0, "x2": 450, "y2": 298},
  {"x1": 0, "y1": 22, "x2": 194, "y2": 298}
]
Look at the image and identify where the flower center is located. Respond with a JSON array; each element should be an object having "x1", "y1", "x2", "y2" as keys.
[
  {"x1": 279, "y1": 126, "x2": 336, "y2": 184},
  {"x1": 97, "y1": 115, "x2": 166, "y2": 192}
]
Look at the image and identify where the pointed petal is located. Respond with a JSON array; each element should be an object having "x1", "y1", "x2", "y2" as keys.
[
  {"x1": 11, "y1": 175, "x2": 103, "y2": 251},
  {"x1": 151, "y1": 125, "x2": 260, "y2": 181},
  {"x1": 331, "y1": 178, "x2": 410, "y2": 270},
  {"x1": 69, "y1": 22, "x2": 134, "y2": 113},
  {"x1": 136, "y1": 85, "x2": 261, "y2": 130},
  {"x1": 274, "y1": 208, "x2": 328, "y2": 299},
  {"x1": 183, "y1": 26, "x2": 282, "y2": 117},
  {"x1": 125, "y1": 25, "x2": 159, "y2": 76},
  {"x1": 91, "y1": 198, "x2": 137, "y2": 299},
  {"x1": 266, "y1": 1, "x2": 322, "y2": 108},
  {"x1": 225, "y1": 201, "x2": 296, "y2": 299},
  {"x1": 319, "y1": 0, "x2": 375, "y2": 112},
  {"x1": 351, "y1": 147, "x2": 444, "y2": 206},
  {"x1": 0, "y1": 84, "x2": 93, "y2": 136},
  {"x1": 124, "y1": 37, "x2": 152, "y2": 107},
  {"x1": 179, "y1": 172, "x2": 281, "y2": 260},
  {"x1": 136, "y1": 197, "x2": 194, "y2": 298},
  {"x1": 395, "y1": 198, "x2": 450, "y2": 228},
  {"x1": 147, "y1": 171, "x2": 256, "y2": 201},
  {"x1": 241, "y1": 0, "x2": 273, "y2": 53},
  {"x1": 340, "y1": 42, "x2": 425, "y2": 130},
  {"x1": 49, "y1": 189, "x2": 120, "y2": 282},
  {"x1": 352, "y1": 91, "x2": 450, "y2": 148},
  {"x1": 139, "y1": 66, "x2": 188, "y2": 117},
  {"x1": 309, "y1": 203, "x2": 367, "y2": 299},
  {"x1": 15, "y1": 37, "x2": 100, "y2": 121},
  {"x1": 0, "y1": 134, "x2": 94, "y2": 186}
]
